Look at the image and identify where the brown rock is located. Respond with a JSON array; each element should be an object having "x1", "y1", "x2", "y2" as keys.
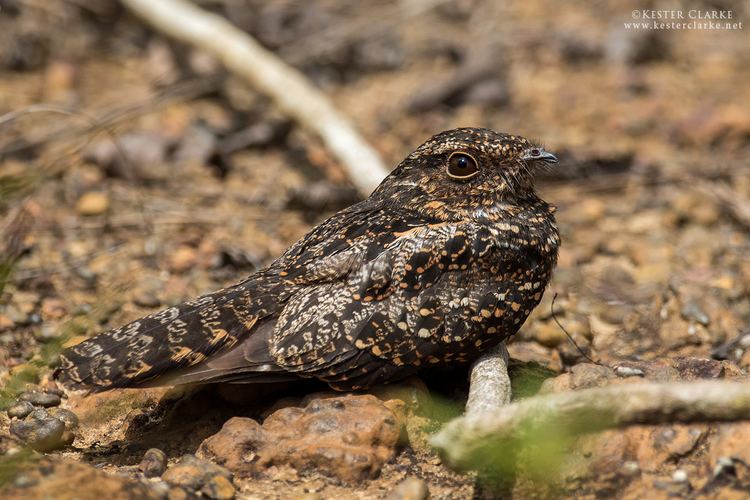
[
  {"x1": 573, "y1": 429, "x2": 631, "y2": 478},
  {"x1": 197, "y1": 394, "x2": 403, "y2": 482},
  {"x1": 1, "y1": 458, "x2": 160, "y2": 500},
  {"x1": 162, "y1": 455, "x2": 232, "y2": 492},
  {"x1": 10, "y1": 408, "x2": 67, "y2": 452},
  {"x1": 196, "y1": 417, "x2": 266, "y2": 475},
  {"x1": 613, "y1": 359, "x2": 679, "y2": 382},
  {"x1": 507, "y1": 341, "x2": 563, "y2": 372},
  {"x1": 674, "y1": 357, "x2": 724, "y2": 380},
  {"x1": 569, "y1": 363, "x2": 614, "y2": 389},
  {"x1": 201, "y1": 475, "x2": 235, "y2": 500},
  {"x1": 139, "y1": 448, "x2": 168, "y2": 478},
  {"x1": 7, "y1": 401, "x2": 34, "y2": 419},
  {"x1": 539, "y1": 372, "x2": 573, "y2": 394}
]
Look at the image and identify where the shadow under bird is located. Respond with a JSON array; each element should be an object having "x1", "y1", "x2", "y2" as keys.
[{"x1": 56, "y1": 128, "x2": 560, "y2": 392}]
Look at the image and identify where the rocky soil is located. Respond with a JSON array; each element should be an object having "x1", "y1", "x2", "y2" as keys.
[{"x1": 2, "y1": 0, "x2": 750, "y2": 498}]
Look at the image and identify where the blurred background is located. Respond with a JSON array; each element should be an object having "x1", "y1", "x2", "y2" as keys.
[{"x1": 1, "y1": 0, "x2": 750, "y2": 497}]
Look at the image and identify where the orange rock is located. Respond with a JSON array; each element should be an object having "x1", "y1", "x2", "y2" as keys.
[
  {"x1": 197, "y1": 394, "x2": 403, "y2": 482},
  {"x1": 1, "y1": 458, "x2": 160, "y2": 499}
]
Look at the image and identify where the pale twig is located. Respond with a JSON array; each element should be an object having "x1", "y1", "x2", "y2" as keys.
[
  {"x1": 120, "y1": 0, "x2": 389, "y2": 196},
  {"x1": 432, "y1": 380, "x2": 750, "y2": 470},
  {"x1": 465, "y1": 342, "x2": 511, "y2": 417}
]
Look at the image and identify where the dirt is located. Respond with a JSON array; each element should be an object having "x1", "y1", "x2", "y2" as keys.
[{"x1": 1, "y1": 0, "x2": 750, "y2": 498}]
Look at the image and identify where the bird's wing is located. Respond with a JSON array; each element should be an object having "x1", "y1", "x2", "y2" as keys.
[
  {"x1": 269, "y1": 218, "x2": 546, "y2": 390},
  {"x1": 57, "y1": 202, "x2": 546, "y2": 391},
  {"x1": 54, "y1": 202, "x2": 405, "y2": 391}
]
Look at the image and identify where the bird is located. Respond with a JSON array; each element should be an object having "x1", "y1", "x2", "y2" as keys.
[{"x1": 56, "y1": 127, "x2": 560, "y2": 392}]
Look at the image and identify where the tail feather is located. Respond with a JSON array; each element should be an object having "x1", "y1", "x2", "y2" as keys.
[
  {"x1": 142, "y1": 320, "x2": 299, "y2": 386},
  {"x1": 56, "y1": 279, "x2": 281, "y2": 390}
]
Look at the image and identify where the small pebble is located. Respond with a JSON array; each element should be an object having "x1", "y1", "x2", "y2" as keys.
[
  {"x1": 386, "y1": 477, "x2": 429, "y2": 500},
  {"x1": 140, "y1": 448, "x2": 168, "y2": 478},
  {"x1": 167, "y1": 487, "x2": 190, "y2": 500},
  {"x1": 614, "y1": 366, "x2": 645, "y2": 378},
  {"x1": 201, "y1": 475, "x2": 235, "y2": 500},
  {"x1": 76, "y1": 191, "x2": 110, "y2": 216},
  {"x1": 7, "y1": 401, "x2": 35, "y2": 419},
  {"x1": 163, "y1": 455, "x2": 231, "y2": 491},
  {"x1": 43, "y1": 382, "x2": 64, "y2": 397},
  {"x1": 621, "y1": 461, "x2": 640, "y2": 476},
  {"x1": 169, "y1": 246, "x2": 198, "y2": 274},
  {"x1": 19, "y1": 391, "x2": 61, "y2": 408},
  {"x1": 75, "y1": 266, "x2": 98, "y2": 282},
  {"x1": 10, "y1": 409, "x2": 67, "y2": 452},
  {"x1": 133, "y1": 292, "x2": 162, "y2": 308},
  {"x1": 680, "y1": 301, "x2": 710, "y2": 326},
  {"x1": 739, "y1": 334, "x2": 750, "y2": 349},
  {"x1": 672, "y1": 469, "x2": 688, "y2": 483}
]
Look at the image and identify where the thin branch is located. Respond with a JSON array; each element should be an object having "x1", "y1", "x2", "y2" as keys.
[
  {"x1": 432, "y1": 380, "x2": 750, "y2": 470},
  {"x1": 551, "y1": 292, "x2": 600, "y2": 366},
  {"x1": 465, "y1": 341, "x2": 511, "y2": 417},
  {"x1": 120, "y1": 0, "x2": 389, "y2": 196}
]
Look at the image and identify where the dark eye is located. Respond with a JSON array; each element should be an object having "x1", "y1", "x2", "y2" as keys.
[
  {"x1": 530, "y1": 148, "x2": 541, "y2": 157},
  {"x1": 447, "y1": 153, "x2": 479, "y2": 180}
]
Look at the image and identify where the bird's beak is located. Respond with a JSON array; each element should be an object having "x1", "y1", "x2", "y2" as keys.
[
  {"x1": 522, "y1": 148, "x2": 558, "y2": 165},
  {"x1": 538, "y1": 151, "x2": 558, "y2": 164}
]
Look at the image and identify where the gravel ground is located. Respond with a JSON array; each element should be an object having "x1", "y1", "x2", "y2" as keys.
[{"x1": 2, "y1": 1, "x2": 750, "y2": 498}]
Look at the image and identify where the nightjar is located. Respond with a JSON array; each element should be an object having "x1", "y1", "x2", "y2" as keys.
[{"x1": 56, "y1": 128, "x2": 560, "y2": 391}]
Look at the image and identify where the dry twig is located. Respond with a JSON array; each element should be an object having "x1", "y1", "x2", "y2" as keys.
[
  {"x1": 465, "y1": 342, "x2": 511, "y2": 417},
  {"x1": 432, "y1": 380, "x2": 750, "y2": 469},
  {"x1": 120, "y1": 0, "x2": 388, "y2": 195}
]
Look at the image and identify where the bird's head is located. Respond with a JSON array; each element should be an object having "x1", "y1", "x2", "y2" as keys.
[{"x1": 374, "y1": 128, "x2": 557, "y2": 219}]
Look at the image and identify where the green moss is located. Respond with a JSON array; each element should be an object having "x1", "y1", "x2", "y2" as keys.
[
  {"x1": 0, "y1": 448, "x2": 38, "y2": 490},
  {"x1": 0, "y1": 258, "x2": 14, "y2": 296},
  {"x1": 0, "y1": 365, "x2": 40, "y2": 410}
]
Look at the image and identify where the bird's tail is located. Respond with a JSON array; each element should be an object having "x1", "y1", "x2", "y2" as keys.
[{"x1": 55, "y1": 281, "x2": 275, "y2": 391}]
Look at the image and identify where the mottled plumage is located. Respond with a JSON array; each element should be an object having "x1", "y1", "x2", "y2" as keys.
[{"x1": 56, "y1": 128, "x2": 560, "y2": 391}]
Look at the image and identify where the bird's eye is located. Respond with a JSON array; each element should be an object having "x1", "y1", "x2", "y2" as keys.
[
  {"x1": 530, "y1": 148, "x2": 541, "y2": 157},
  {"x1": 447, "y1": 153, "x2": 479, "y2": 180}
]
